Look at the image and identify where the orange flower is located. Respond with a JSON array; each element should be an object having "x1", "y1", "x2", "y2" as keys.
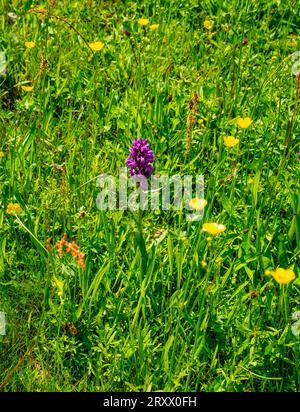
[
  {"x1": 56, "y1": 233, "x2": 68, "y2": 257},
  {"x1": 46, "y1": 237, "x2": 52, "y2": 251},
  {"x1": 56, "y1": 234, "x2": 85, "y2": 269}
]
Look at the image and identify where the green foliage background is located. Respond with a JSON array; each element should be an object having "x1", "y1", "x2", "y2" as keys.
[{"x1": 0, "y1": 0, "x2": 299, "y2": 391}]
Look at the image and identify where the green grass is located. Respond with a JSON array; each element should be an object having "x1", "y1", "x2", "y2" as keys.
[{"x1": 0, "y1": 0, "x2": 300, "y2": 392}]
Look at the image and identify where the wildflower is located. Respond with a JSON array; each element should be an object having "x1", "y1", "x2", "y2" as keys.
[
  {"x1": 224, "y1": 136, "x2": 239, "y2": 147},
  {"x1": 247, "y1": 177, "x2": 254, "y2": 185},
  {"x1": 122, "y1": 28, "x2": 131, "y2": 37},
  {"x1": 203, "y1": 20, "x2": 213, "y2": 30},
  {"x1": 126, "y1": 138, "x2": 155, "y2": 178},
  {"x1": 88, "y1": 41, "x2": 104, "y2": 52},
  {"x1": 21, "y1": 85, "x2": 33, "y2": 92},
  {"x1": 25, "y1": 41, "x2": 35, "y2": 48},
  {"x1": 138, "y1": 18, "x2": 149, "y2": 26},
  {"x1": 65, "y1": 241, "x2": 86, "y2": 270},
  {"x1": 149, "y1": 24, "x2": 159, "y2": 30},
  {"x1": 236, "y1": 117, "x2": 253, "y2": 128},
  {"x1": 78, "y1": 206, "x2": 86, "y2": 218},
  {"x1": 189, "y1": 198, "x2": 207, "y2": 210},
  {"x1": 55, "y1": 233, "x2": 85, "y2": 269},
  {"x1": 56, "y1": 233, "x2": 68, "y2": 258},
  {"x1": 297, "y1": 152, "x2": 300, "y2": 161},
  {"x1": 7, "y1": 12, "x2": 17, "y2": 24},
  {"x1": 201, "y1": 260, "x2": 207, "y2": 269},
  {"x1": 6, "y1": 203, "x2": 22, "y2": 215},
  {"x1": 271, "y1": 268, "x2": 295, "y2": 285},
  {"x1": 0, "y1": 151, "x2": 5, "y2": 158},
  {"x1": 241, "y1": 37, "x2": 249, "y2": 45},
  {"x1": 202, "y1": 223, "x2": 226, "y2": 235},
  {"x1": 46, "y1": 237, "x2": 52, "y2": 252}
]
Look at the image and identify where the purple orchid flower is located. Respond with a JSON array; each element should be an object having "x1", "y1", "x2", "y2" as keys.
[{"x1": 126, "y1": 138, "x2": 155, "y2": 178}]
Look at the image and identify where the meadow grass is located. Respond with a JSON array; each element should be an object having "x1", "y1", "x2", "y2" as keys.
[{"x1": 0, "y1": 0, "x2": 299, "y2": 392}]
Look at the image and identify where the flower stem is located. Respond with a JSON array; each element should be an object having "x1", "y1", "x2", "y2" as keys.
[
  {"x1": 136, "y1": 208, "x2": 148, "y2": 277},
  {"x1": 279, "y1": 285, "x2": 289, "y2": 324}
]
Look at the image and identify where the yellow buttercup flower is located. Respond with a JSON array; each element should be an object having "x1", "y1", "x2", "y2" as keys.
[
  {"x1": 189, "y1": 198, "x2": 207, "y2": 210},
  {"x1": 203, "y1": 20, "x2": 213, "y2": 30},
  {"x1": 6, "y1": 203, "x2": 22, "y2": 215},
  {"x1": 138, "y1": 18, "x2": 149, "y2": 26},
  {"x1": 21, "y1": 85, "x2": 33, "y2": 92},
  {"x1": 247, "y1": 177, "x2": 254, "y2": 185},
  {"x1": 149, "y1": 24, "x2": 159, "y2": 30},
  {"x1": 88, "y1": 41, "x2": 104, "y2": 52},
  {"x1": 202, "y1": 223, "x2": 226, "y2": 235},
  {"x1": 224, "y1": 136, "x2": 239, "y2": 147},
  {"x1": 271, "y1": 268, "x2": 295, "y2": 285},
  {"x1": 201, "y1": 260, "x2": 207, "y2": 269},
  {"x1": 25, "y1": 41, "x2": 35, "y2": 48},
  {"x1": 236, "y1": 117, "x2": 253, "y2": 128},
  {"x1": 0, "y1": 151, "x2": 5, "y2": 158}
]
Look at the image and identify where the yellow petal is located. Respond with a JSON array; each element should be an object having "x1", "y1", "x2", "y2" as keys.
[
  {"x1": 149, "y1": 24, "x2": 159, "y2": 30},
  {"x1": 25, "y1": 41, "x2": 36, "y2": 48},
  {"x1": 271, "y1": 268, "x2": 295, "y2": 285},
  {"x1": 21, "y1": 85, "x2": 33, "y2": 92},
  {"x1": 88, "y1": 41, "x2": 104, "y2": 52},
  {"x1": 203, "y1": 20, "x2": 213, "y2": 30},
  {"x1": 138, "y1": 18, "x2": 149, "y2": 26},
  {"x1": 202, "y1": 223, "x2": 226, "y2": 235},
  {"x1": 189, "y1": 198, "x2": 207, "y2": 210},
  {"x1": 236, "y1": 117, "x2": 253, "y2": 128},
  {"x1": 6, "y1": 203, "x2": 22, "y2": 215},
  {"x1": 223, "y1": 136, "x2": 239, "y2": 147}
]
